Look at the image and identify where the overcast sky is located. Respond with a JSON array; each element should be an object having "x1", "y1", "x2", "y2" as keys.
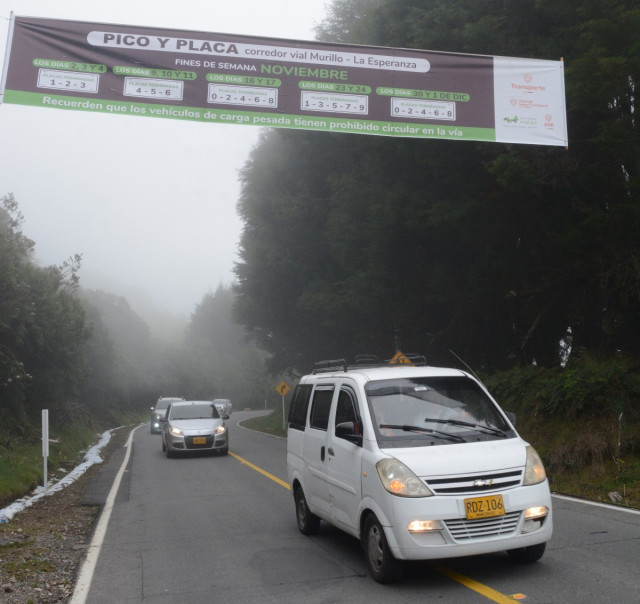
[{"x1": 0, "y1": 0, "x2": 329, "y2": 318}]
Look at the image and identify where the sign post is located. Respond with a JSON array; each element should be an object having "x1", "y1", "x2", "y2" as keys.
[
  {"x1": 275, "y1": 381, "x2": 290, "y2": 430},
  {"x1": 41, "y1": 409, "x2": 49, "y2": 492}
]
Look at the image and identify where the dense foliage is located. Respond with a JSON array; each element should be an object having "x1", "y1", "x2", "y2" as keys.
[
  {"x1": 0, "y1": 194, "x2": 87, "y2": 434},
  {"x1": 234, "y1": 0, "x2": 640, "y2": 373},
  {"x1": 77, "y1": 289, "x2": 166, "y2": 422},
  {"x1": 0, "y1": 194, "x2": 271, "y2": 439}
]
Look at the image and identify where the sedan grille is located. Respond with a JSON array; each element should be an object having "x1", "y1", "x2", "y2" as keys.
[
  {"x1": 445, "y1": 511, "x2": 521, "y2": 541},
  {"x1": 425, "y1": 469, "x2": 523, "y2": 495},
  {"x1": 185, "y1": 435, "x2": 214, "y2": 449}
]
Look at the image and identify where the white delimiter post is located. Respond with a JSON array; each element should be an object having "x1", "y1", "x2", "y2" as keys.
[
  {"x1": 282, "y1": 395, "x2": 286, "y2": 430},
  {"x1": 42, "y1": 409, "x2": 49, "y2": 492}
]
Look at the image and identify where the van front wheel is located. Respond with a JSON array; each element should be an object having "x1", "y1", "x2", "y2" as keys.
[
  {"x1": 295, "y1": 487, "x2": 320, "y2": 535},
  {"x1": 363, "y1": 515, "x2": 403, "y2": 583}
]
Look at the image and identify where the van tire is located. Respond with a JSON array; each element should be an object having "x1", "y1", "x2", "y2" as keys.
[
  {"x1": 507, "y1": 542, "x2": 546, "y2": 563},
  {"x1": 363, "y1": 514, "x2": 403, "y2": 583},
  {"x1": 295, "y1": 487, "x2": 320, "y2": 535}
]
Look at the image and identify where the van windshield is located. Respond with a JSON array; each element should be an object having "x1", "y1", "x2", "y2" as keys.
[{"x1": 365, "y1": 376, "x2": 515, "y2": 447}]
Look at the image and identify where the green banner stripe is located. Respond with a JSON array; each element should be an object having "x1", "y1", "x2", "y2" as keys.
[
  {"x1": 206, "y1": 73, "x2": 282, "y2": 86},
  {"x1": 2, "y1": 90, "x2": 496, "y2": 142},
  {"x1": 32, "y1": 58, "x2": 107, "y2": 73},
  {"x1": 299, "y1": 81, "x2": 371, "y2": 94},
  {"x1": 376, "y1": 86, "x2": 470, "y2": 102},
  {"x1": 112, "y1": 66, "x2": 197, "y2": 80}
]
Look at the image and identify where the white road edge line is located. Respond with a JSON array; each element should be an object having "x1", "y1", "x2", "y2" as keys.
[
  {"x1": 552, "y1": 493, "x2": 640, "y2": 515},
  {"x1": 70, "y1": 424, "x2": 142, "y2": 604}
]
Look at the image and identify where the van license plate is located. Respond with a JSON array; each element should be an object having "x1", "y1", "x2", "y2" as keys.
[
  {"x1": 193, "y1": 437, "x2": 206, "y2": 445},
  {"x1": 464, "y1": 494, "x2": 505, "y2": 520}
]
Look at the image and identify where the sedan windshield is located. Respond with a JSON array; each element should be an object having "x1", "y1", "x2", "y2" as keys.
[
  {"x1": 366, "y1": 376, "x2": 514, "y2": 447},
  {"x1": 170, "y1": 404, "x2": 219, "y2": 420}
]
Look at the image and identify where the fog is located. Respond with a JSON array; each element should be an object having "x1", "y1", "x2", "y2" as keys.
[{"x1": 0, "y1": 0, "x2": 329, "y2": 324}]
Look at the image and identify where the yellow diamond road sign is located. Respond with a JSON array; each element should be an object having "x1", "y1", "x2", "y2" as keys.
[
  {"x1": 276, "y1": 381, "x2": 290, "y2": 396},
  {"x1": 389, "y1": 350, "x2": 413, "y2": 365}
]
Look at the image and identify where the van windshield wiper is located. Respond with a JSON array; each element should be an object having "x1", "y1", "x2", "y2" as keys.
[
  {"x1": 424, "y1": 417, "x2": 507, "y2": 437},
  {"x1": 379, "y1": 424, "x2": 465, "y2": 442}
]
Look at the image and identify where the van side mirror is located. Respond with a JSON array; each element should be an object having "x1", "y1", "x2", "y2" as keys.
[
  {"x1": 335, "y1": 421, "x2": 363, "y2": 446},
  {"x1": 506, "y1": 411, "x2": 516, "y2": 427}
]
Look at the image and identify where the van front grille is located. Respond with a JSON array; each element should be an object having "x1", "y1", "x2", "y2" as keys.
[
  {"x1": 425, "y1": 469, "x2": 523, "y2": 495},
  {"x1": 445, "y1": 511, "x2": 521, "y2": 541}
]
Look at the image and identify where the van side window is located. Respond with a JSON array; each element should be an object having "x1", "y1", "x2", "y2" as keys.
[
  {"x1": 309, "y1": 388, "x2": 334, "y2": 431},
  {"x1": 288, "y1": 384, "x2": 313, "y2": 430},
  {"x1": 335, "y1": 389, "x2": 357, "y2": 424},
  {"x1": 335, "y1": 389, "x2": 362, "y2": 439}
]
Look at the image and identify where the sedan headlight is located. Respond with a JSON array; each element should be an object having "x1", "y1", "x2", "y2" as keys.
[
  {"x1": 214, "y1": 424, "x2": 226, "y2": 435},
  {"x1": 376, "y1": 458, "x2": 433, "y2": 497},
  {"x1": 523, "y1": 445, "x2": 547, "y2": 485},
  {"x1": 170, "y1": 426, "x2": 183, "y2": 436}
]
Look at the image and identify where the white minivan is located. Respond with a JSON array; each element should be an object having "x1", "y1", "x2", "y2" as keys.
[{"x1": 286, "y1": 357, "x2": 552, "y2": 582}]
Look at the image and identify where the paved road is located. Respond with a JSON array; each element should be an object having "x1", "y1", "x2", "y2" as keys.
[{"x1": 76, "y1": 411, "x2": 640, "y2": 603}]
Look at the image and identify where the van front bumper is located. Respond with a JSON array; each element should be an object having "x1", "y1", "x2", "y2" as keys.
[{"x1": 381, "y1": 481, "x2": 553, "y2": 561}]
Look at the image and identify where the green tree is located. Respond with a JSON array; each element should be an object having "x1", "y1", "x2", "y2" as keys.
[
  {"x1": 79, "y1": 289, "x2": 169, "y2": 408},
  {"x1": 0, "y1": 194, "x2": 88, "y2": 432},
  {"x1": 0, "y1": 194, "x2": 35, "y2": 428},
  {"x1": 235, "y1": 0, "x2": 640, "y2": 372}
]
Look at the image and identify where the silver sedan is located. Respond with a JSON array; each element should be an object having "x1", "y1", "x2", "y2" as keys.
[
  {"x1": 213, "y1": 398, "x2": 232, "y2": 418},
  {"x1": 161, "y1": 400, "x2": 229, "y2": 457}
]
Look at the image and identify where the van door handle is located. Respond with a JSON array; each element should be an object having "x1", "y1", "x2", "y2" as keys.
[
  {"x1": 327, "y1": 447, "x2": 335, "y2": 456},
  {"x1": 320, "y1": 446, "x2": 325, "y2": 461}
]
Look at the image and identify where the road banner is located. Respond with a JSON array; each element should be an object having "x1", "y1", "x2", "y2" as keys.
[{"x1": 1, "y1": 16, "x2": 567, "y2": 146}]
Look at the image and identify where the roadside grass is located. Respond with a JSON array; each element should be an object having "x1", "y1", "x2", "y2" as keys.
[
  {"x1": 0, "y1": 444, "x2": 42, "y2": 506},
  {"x1": 549, "y1": 456, "x2": 640, "y2": 508},
  {"x1": 0, "y1": 411, "x2": 146, "y2": 508},
  {"x1": 241, "y1": 410, "x2": 287, "y2": 439},
  {"x1": 0, "y1": 424, "x2": 97, "y2": 507},
  {"x1": 5, "y1": 550, "x2": 56, "y2": 581},
  {"x1": 483, "y1": 359, "x2": 640, "y2": 510}
]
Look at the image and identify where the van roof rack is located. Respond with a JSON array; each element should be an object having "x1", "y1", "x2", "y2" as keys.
[
  {"x1": 353, "y1": 354, "x2": 381, "y2": 366},
  {"x1": 313, "y1": 359, "x2": 348, "y2": 374},
  {"x1": 312, "y1": 354, "x2": 428, "y2": 373}
]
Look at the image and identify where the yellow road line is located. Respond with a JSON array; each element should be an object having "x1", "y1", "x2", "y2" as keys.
[
  {"x1": 427, "y1": 562, "x2": 517, "y2": 602},
  {"x1": 230, "y1": 450, "x2": 516, "y2": 602},
  {"x1": 229, "y1": 451, "x2": 291, "y2": 490}
]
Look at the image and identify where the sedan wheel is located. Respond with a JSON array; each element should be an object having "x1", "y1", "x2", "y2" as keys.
[{"x1": 363, "y1": 514, "x2": 402, "y2": 583}]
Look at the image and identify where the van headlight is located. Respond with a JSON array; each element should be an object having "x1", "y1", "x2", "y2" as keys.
[
  {"x1": 523, "y1": 446, "x2": 547, "y2": 485},
  {"x1": 376, "y1": 458, "x2": 433, "y2": 497}
]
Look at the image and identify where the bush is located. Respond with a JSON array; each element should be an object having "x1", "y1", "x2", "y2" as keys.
[{"x1": 484, "y1": 357, "x2": 640, "y2": 480}]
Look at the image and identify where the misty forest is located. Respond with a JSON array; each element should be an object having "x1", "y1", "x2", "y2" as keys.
[{"x1": 1, "y1": 0, "x2": 639, "y2": 499}]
